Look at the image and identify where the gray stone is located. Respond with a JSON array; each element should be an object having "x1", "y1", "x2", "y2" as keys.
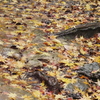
[
  {"x1": 77, "y1": 62, "x2": 100, "y2": 79},
  {"x1": 65, "y1": 78, "x2": 89, "y2": 93},
  {"x1": 26, "y1": 59, "x2": 43, "y2": 68}
]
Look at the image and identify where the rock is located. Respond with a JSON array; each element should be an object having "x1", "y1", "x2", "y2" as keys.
[
  {"x1": 64, "y1": 79, "x2": 89, "y2": 93},
  {"x1": 0, "y1": 47, "x2": 22, "y2": 60},
  {"x1": 26, "y1": 53, "x2": 54, "y2": 65},
  {"x1": 0, "y1": 77, "x2": 37, "y2": 100},
  {"x1": 67, "y1": 93, "x2": 82, "y2": 99},
  {"x1": 64, "y1": 78, "x2": 89, "y2": 99},
  {"x1": 12, "y1": 52, "x2": 22, "y2": 60},
  {"x1": 26, "y1": 71, "x2": 61, "y2": 94},
  {"x1": 26, "y1": 59, "x2": 43, "y2": 68},
  {"x1": 65, "y1": 83, "x2": 74, "y2": 93},
  {"x1": 74, "y1": 79, "x2": 89, "y2": 91},
  {"x1": 0, "y1": 84, "x2": 37, "y2": 100},
  {"x1": 76, "y1": 62, "x2": 100, "y2": 81},
  {"x1": 1, "y1": 47, "x2": 16, "y2": 57}
]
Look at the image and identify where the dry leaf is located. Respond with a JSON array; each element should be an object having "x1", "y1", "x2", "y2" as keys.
[
  {"x1": 8, "y1": 93, "x2": 17, "y2": 99},
  {"x1": 16, "y1": 61, "x2": 25, "y2": 68},
  {"x1": 21, "y1": 95, "x2": 32, "y2": 100}
]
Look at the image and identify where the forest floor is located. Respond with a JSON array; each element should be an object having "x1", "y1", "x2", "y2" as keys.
[{"x1": 0, "y1": 0, "x2": 100, "y2": 100}]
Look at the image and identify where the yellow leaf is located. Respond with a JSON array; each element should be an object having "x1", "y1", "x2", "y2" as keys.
[
  {"x1": 0, "y1": 40, "x2": 4, "y2": 45},
  {"x1": 16, "y1": 61, "x2": 25, "y2": 68},
  {"x1": 55, "y1": 94, "x2": 66, "y2": 100},
  {"x1": 95, "y1": 44, "x2": 100, "y2": 47},
  {"x1": 43, "y1": 42, "x2": 52, "y2": 46},
  {"x1": 79, "y1": 36, "x2": 84, "y2": 40},
  {"x1": 47, "y1": 71, "x2": 56, "y2": 76},
  {"x1": 40, "y1": 81, "x2": 45, "y2": 87},
  {"x1": 0, "y1": 55, "x2": 5, "y2": 62},
  {"x1": 61, "y1": 78, "x2": 76, "y2": 84},
  {"x1": 64, "y1": 25, "x2": 70, "y2": 30},
  {"x1": 52, "y1": 39, "x2": 61, "y2": 44},
  {"x1": 21, "y1": 95, "x2": 32, "y2": 100},
  {"x1": 12, "y1": 80, "x2": 27, "y2": 85},
  {"x1": 94, "y1": 93, "x2": 100, "y2": 100},
  {"x1": 51, "y1": 46, "x2": 59, "y2": 50},
  {"x1": 80, "y1": 48, "x2": 87, "y2": 55},
  {"x1": 7, "y1": 51, "x2": 15, "y2": 56},
  {"x1": 43, "y1": 47, "x2": 53, "y2": 51},
  {"x1": 58, "y1": 54, "x2": 66, "y2": 59},
  {"x1": 8, "y1": 93, "x2": 17, "y2": 99},
  {"x1": 98, "y1": 37, "x2": 100, "y2": 40},
  {"x1": 86, "y1": 4, "x2": 92, "y2": 11},
  {"x1": 41, "y1": 52, "x2": 50, "y2": 56},
  {"x1": 6, "y1": 75, "x2": 18, "y2": 81},
  {"x1": 32, "y1": 90, "x2": 41, "y2": 98},
  {"x1": 49, "y1": 35, "x2": 57, "y2": 39},
  {"x1": 17, "y1": 25, "x2": 24, "y2": 30},
  {"x1": 47, "y1": 27, "x2": 54, "y2": 33},
  {"x1": 60, "y1": 59, "x2": 74, "y2": 66},
  {"x1": 87, "y1": 41, "x2": 93, "y2": 47},
  {"x1": 2, "y1": 65, "x2": 8, "y2": 68},
  {"x1": 17, "y1": 45, "x2": 24, "y2": 50},
  {"x1": 94, "y1": 56, "x2": 100, "y2": 63},
  {"x1": 33, "y1": 47, "x2": 42, "y2": 54}
]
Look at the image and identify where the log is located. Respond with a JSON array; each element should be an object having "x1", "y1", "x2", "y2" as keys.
[{"x1": 56, "y1": 21, "x2": 100, "y2": 38}]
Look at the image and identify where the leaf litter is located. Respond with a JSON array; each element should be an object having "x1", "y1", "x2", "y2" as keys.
[{"x1": 0, "y1": 0, "x2": 100, "y2": 100}]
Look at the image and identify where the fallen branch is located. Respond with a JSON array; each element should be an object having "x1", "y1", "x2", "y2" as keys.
[{"x1": 56, "y1": 21, "x2": 100, "y2": 38}]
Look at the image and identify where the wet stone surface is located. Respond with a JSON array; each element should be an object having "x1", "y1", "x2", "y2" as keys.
[
  {"x1": 76, "y1": 62, "x2": 100, "y2": 81},
  {"x1": 65, "y1": 78, "x2": 89, "y2": 93},
  {"x1": 64, "y1": 78, "x2": 89, "y2": 99},
  {"x1": 0, "y1": 77, "x2": 37, "y2": 100}
]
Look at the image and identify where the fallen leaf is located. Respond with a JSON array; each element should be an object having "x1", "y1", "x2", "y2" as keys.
[
  {"x1": 8, "y1": 93, "x2": 17, "y2": 99},
  {"x1": 16, "y1": 61, "x2": 25, "y2": 68},
  {"x1": 55, "y1": 94, "x2": 66, "y2": 100},
  {"x1": 32, "y1": 90, "x2": 41, "y2": 98},
  {"x1": 21, "y1": 95, "x2": 32, "y2": 100}
]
